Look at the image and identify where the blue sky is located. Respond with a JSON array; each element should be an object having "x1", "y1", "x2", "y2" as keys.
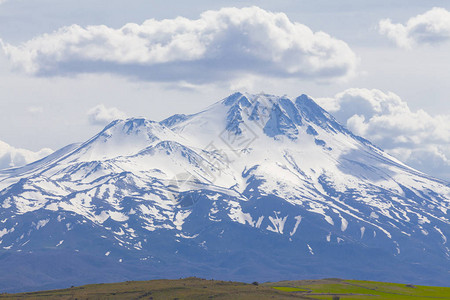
[{"x1": 0, "y1": 0, "x2": 449, "y2": 180}]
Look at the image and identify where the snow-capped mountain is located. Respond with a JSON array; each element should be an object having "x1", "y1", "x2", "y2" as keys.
[{"x1": 0, "y1": 92, "x2": 449, "y2": 292}]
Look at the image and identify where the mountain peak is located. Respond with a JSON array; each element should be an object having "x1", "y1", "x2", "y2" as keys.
[
  {"x1": 222, "y1": 92, "x2": 249, "y2": 106},
  {"x1": 215, "y1": 92, "x2": 349, "y2": 141},
  {"x1": 222, "y1": 92, "x2": 292, "y2": 108}
]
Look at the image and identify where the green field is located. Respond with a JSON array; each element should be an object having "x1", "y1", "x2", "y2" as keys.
[
  {"x1": 0, "y1": 277, "x2": 449, "y2": 299},
  {"x1": 268, "y1": 278, "x2": 450, "y2": 299}
]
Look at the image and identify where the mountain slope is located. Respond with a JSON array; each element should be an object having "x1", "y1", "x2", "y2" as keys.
[{"x1": 0, "y1": 92, "x2": 449, "y2": 292}]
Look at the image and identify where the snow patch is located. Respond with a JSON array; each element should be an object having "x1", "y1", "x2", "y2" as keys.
[
  {"x1": 267, "y1": 212, "x2": 288, "y2": 234},
  {"x1": 0, "y1": 228, "x2": 12, "y2": 238},
  {"x1": 340, "y1": 216, "x2": 348, "y2": 232},
  {"x1": 255, "y1": 216, "x2": 264, "y2": 228},
  {"x1": 394, "y1": 241, "x2": 400, "y2": 255},
  {"x1": 434, "y1": 226, "x2": 447, "y2": 244},
  {"x1": 324, "y1": 215, "x2": 334, "y2": 225},
  {"x1": 36, "y1": 219, "x2": 49, "y2": 230},
  {"x1": 45, "y1": 203, "x2": 59, "y2": 211},
  {"x1": 289, "y1": 216, "x2": 302, "y2": 236},
  {"x1": 109, "y1": 211, "x2": 129, "y2": 222},
  {"x1": 173, "y1": 210, "x2": 192, "y2": 230},
  {"x1": 178, "y1": 233, "x2": 199, "y2": 239}
]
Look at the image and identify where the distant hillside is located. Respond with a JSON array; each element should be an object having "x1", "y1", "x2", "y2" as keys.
[{"x1": 0, "y1": 277, "x2": 449, "y2": 299}]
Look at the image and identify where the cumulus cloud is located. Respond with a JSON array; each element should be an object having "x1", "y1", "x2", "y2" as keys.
[
  {"x1": 0, "y1": 140, "x2": 53, "y2": 170},
  {"x1": 317, "y1": 88, "x2": 450, "y2": 181},
  {"x1": 379, "y1": 7, "x2": 450, "y2": 48},
  {"x1": 87, "y1": 104, "x2": 127, "y2": 126},
  {"x1": 1, "y1": 6, "x2": 358, "y2": 83}
]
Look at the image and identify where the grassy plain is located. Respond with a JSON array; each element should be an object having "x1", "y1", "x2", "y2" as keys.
[
  {"x1": 0, "y1": 277, "x2": 449, "y2": 299},
  {"x1": 268, "y1": 278, "x2": 450, "y2": 299}
]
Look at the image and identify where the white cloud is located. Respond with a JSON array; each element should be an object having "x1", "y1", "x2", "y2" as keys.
[
  {"x1": 0, "y1": 140, "x2": 53, "y2": 170},
  {"x1": 87, "y1": 104, "x2": 127, "y2": 126},
  {"x1": 317, "y1": 88, "x2": 450, "y2": 181},
  {"x1": 379, "y1": 7, "x2": 450, "y2": 48},
  {"x1": 1, "y1": 6, "x2": 358, "y2": 83}
]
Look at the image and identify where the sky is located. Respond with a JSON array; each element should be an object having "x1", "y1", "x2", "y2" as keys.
[{"x1": 0, "y1": 0, "x2": 449, "y2": 181}]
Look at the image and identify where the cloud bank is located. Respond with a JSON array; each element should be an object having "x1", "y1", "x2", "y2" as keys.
[
  {"x1": 379, "y1": 7, "x2": 450, "y2": 48},
  {"x1": 0, "y1": 140, "x2": 53, "y2": 170},
  {"x1": 87, "y1": 104, "x2": 127, "y2": 126},
  {"x1": 317, "y1": 88, "x2": 450, "y2": 181},
  {"x1": 1, "y1": 6, "x2": 358, "y2": 83}
]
